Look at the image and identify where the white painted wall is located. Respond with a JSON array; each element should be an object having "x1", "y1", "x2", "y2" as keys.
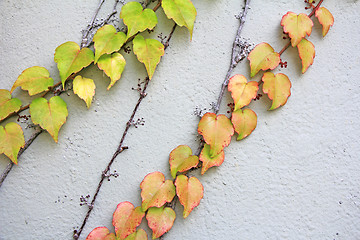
[{"x1": 1, "y1": 1, "x2": 359, "y2": 239}]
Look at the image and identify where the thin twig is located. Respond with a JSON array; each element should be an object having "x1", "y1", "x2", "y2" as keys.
[
  {"x1": 74, "y1": 23, "x2": 178, "y2": 240},
  {"x1": 214, "y1": 0, "x2": 251, "y2": 114}
]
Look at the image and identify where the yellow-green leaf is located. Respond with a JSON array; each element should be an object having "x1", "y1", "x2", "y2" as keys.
[
  {"x1": 199, "y1": 144, "x2": 224, "y2": 175},
  {"x1": 140, "y1": 171, "x2": 175, "y2": 211},
  {"x1": 231, "y1": 108, "x2": 257, "y2": 141},
  {"x1": 97, "y1": 53, "x2": 126, "y2": 90},
  {"x1": 93, "y1": 24, "x2": 127, "y2": 63},
  {"x1": 262, "y1": 72, "x2": 291, "y2": 110},
  {"x1": 169, "y1": 145, "x2": 199, "y2": 178},
  {"x1": 228, "y1": 74, "x2": 258, "y2": 111},
  {"x1": 161, "y1": 0, "x2": 197, "y2": 40},
  {"x1": 0, "y1": 89, "x2": 22, "y2": 121},
  {"x1": 11, "y1": 66, "x2": 54, "y2": 96},
  {"x1": 281, "y1": 12, "x2": 313, "y2": 47},
  {"x1": 146, "y1": 207, "x2": 176, "y2": 240},
  {"x1": 30, "y1": 96, "x2": 68, "y2": 142},
  {"x1": 297, "y1": 38, "x2": 315, "y2": 74},
  {"x1": 73, "y1": 76, "x2": 96, "y2": 108},
  {"x1": 112, "y1": 202, "x2": 145, "y2": 239},
  {"x1": 0, "y1": 122, "x2": 25, "y2": 164},
  {"x1": 315, "y1": 7, "x2": 334, "y2": 37},
  {"x1": 86, "y1": 227, "x2": 116, "y2": 240},
  {"x1": 247, "y1": 43, "x2": 280, "y2": 77},
  {"x1": 120, "y1": 1, "x2": 158, "y2": 39},
  {"x1": 175, "y1": 175, "x2": 203, "y2": 218},
  {"x1": 54, "y1": 41, "x2": 94, "y2": 87},
  {"x1": 133, "y1": 35, "x2": 164, "y2": 79},
  {"x1": 124, "y1": 229, "x2": 147, "y2": 240},
  {"x1": 197, "y1": 113, "x2": 234, "y2": 157}
]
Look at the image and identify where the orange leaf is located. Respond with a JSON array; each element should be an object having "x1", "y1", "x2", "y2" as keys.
[
  {"x1": 112, "y1": 202, "x2": 145, "y2": 239},
  {"x1": 262, "y1": 72, "x2": 291, "y2": 110},
  {"x1": 281, "y1": 12, "x2": 313, "y2": 47},
  {"x1": 175, "y1": 175, "x2": 204, "y2": 218},
  {"x1": 315, "y1": 7, "x2": 334, "y2": 37},
  {"x1": 146, "y1": 206, "x2": 176, "y2": 239},
  {"x1": 199, "y1": 144, "x2": 225, "y2": 175},
  {"x1": 140, "y1": 172, "x2": 175, "y2": 211},
  {"x1": 247, "y1": 43, "x2": 280, "y2": 77},
  {"x1": 228, "y1": 74, "x2": 258, "y2": 111},
  {"x1": 297, "y1": 38, "x2": 315, "y2": 73},
  {"x1": 231, "y1": 108, "x2": 257, "y2": 141},
  {"x1": 169, "y1": 145, "x2": 199, "y2": 178},
  {"x1": 86, "y1": 227, "x2": 116, "y2": 240},
  {"x1": 197, "y1": 113, "x2": 234, "y2": 157}
]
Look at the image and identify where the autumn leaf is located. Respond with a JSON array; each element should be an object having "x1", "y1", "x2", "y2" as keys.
[
  {"x1": 161, "y1": 0, "x2": 197, "y2": 40},
  {"x1": 197, "y1": 113, "x2": 234, "y2": 157},
  {"x1": 231, "y1": 108, "x2": 257, "y2": 141},
  {"x1": 120, "y1": 1, "x2": 158, "y2": 39},
  {"x1": 11, "y1": 66, "x2": 54, "y2": 96},
  {"x1": 30, "y1": 96, "x2": 68, "y2": 142},
  {"x1": 0, "y1": 89, "x2": 22, "y2": 121},
  {"x1": 199, "y1": 144, "x2": 225, "y2": 175},
  {"x1": 247, "y1": 43, "x2": 280, "y2": 77},
  {"x1": 124, "y1": 229, "x2": 147, "y2": 240},
  {"x1": 54, "y1": 41, "x2": 94, "y2": 87},
  {"x1": 93, "y1": 25, "x2": 127, "y2": 63},
  {"x1": 281, "y1": 12, "x2": 313, "y2": 47},
  {"x1": 169, "y1": 145, "x2": 199, "y2": 178},
  {"x1": 133, "y1": 35, "x2": 164, "y2": 80},
  {"x1": 315, "y1": 7, "x2": 334, "y2": 37},
  {"x1": 297, "y1": 38, "x2": 315, "y2": 73},
  {"x1": 97, "y1": 53, "x2": 126, "y2": 90},
  {"x1": 140, "y1": 171, "x2": 175, "y2": 211},
  {"x1": 175, "y1": 175, "x2": 203, "y2": 218},
  {"x1": 73, "y1": 76, "x2": 96, "y2": 108},
  {"x1": 146, "y1": 206, "x2": 176, "y2": 239},
  {"x1": 0, "y1": 122, "x2": 25, "y2": 164},
  {"x1": 86, "y1": 227, "x2": 116, "y2": 240},
  {"x1": 228, "y1": 74, "x2": 258, "y2": 111},
  {"x1": 262, "y1": 72, "x2": 291, "y2": 110},
  {"x1": 112, "y1": 202, "x2": 145, "y2": 239}
]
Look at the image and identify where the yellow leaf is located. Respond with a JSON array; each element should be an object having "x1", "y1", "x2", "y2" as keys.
[
  {"x1": 262, "y1": 72, "x2": 291, "y2": 110},
  {"x1": 73, "y1": 76, "x2": 96, "y2": 108},
  {"x1": 297, "y1": 38, "x2": 315, "y2": 74},
  {"x1": 281, "y1": 12, "x2": 313, "y2": 47},
  {"x1": 0, "y1": 122, "x2": 25, "y2": 164},
  {"x1": 315, "y1": 7, "x2": 334, "y2": 37},
  {"x1": 247, "y1": 43, "x2": 280, "y2": 77}
]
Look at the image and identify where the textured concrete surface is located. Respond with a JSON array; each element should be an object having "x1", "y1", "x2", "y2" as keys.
[{"x1": 1, "y1": 1, "x2": 360, "y2": 239}]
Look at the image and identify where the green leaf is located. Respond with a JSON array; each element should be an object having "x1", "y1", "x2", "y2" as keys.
[
  {"x1": 54, "y1": 41, "x2": 94, "y2": 87},
  {"x1": 228, "y1": 74, "x2": 258, "y2": 111},
  {"x1": 0, "y1": 89, "x2": 22, "y2": 121},
  {"x1": 120, "y1": 1, "x2": 158, "y2": 39},
  {"x1": 262, "y1": 72, "x2": 291, "y2": 110},
  {"x1": 123, "y1": 229, "x2": 147, "y2": 240},
  {"x1": 231, "y1": 108, "x2": 257, "y2": 141},
  {"x1": 247, "y1": 42, "x2": 280, "y2": 77},
  {"x1": 86, "y1": 227, "x2": 116, "y2": 240},
  {"x1": 161, "y1": 0, "x2": 197, "y2": 40},
  {"x1": 199, "y1": 144, "x2": 225, "y2": 175},
  {"x1": 93, "y1": 24, "x2": 127, "y2": 63},
  {"x1": 97, "y1": 53, "x2": 126, "y2": 90},
  {"x1": 133, "y1": 35, "x2": 164, "y2": 79},
  {"x1": 73, "y1": 76, "x2": 96, "y2": 108},
  {"x1": 30, "y1": 96, "x2": 68, "y2": 142},
  {"x1": 297, "y1": 38, "x2": 315, "y2": 74},
  {"x1": 112, "y1": 202, "x2": 145, "y2": 239},
  {"x1": 197, "y1": 113, "x2": 234, "y2": 157},
  {"x1": 169, "y1": 145, "x2": 199, "y2": 178},
  {"x1": 11, "y1": 66, "x2": 54, "y2": 96},
  {"x1": 146, "y1": 207, "x2": 176, "y2": 239},
  {"x1": 0, "y1": 122, "x2": 25, "y2": 164},
  {"x1": 140, "y1": 171, "x2": 175, "y2": 211},
  {"x1": 175, "y1": 175, "x2": 203, "y2": 218}
]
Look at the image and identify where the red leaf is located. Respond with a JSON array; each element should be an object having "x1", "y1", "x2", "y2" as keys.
[{"x1": 86, "y1": 227, "x2": 116, "y2": 240}]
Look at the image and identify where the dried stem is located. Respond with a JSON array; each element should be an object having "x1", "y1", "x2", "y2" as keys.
[{"x1": 74, "y1": 23, "x2": 177, "y2": 240}]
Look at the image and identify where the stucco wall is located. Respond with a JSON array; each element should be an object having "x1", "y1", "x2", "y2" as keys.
[{"x1": 1, "y1": 0, "x2": 359, "y2": 239}]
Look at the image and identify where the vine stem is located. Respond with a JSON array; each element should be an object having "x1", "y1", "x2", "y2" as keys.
[
  {"x1": 0, "y1": 0, "x2": 155, "y2": 188},
  {"x1": 74, "y1": 23, "x2": 178, "y2": 240}
]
